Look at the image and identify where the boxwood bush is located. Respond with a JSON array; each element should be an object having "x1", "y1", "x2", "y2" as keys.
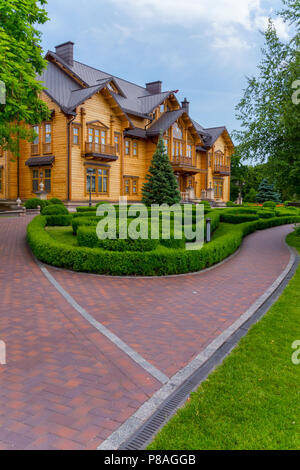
[
  {"x1": 24, "y1": 198, "x2": 49, "y2": 210},
  {"x1": 258, "y1": 210, "x2": 275, "y2": 219},
  {"x1": 27, "y1": 215, "x2": 300, "y2": 276},
  {"x1": 77, "y1": 226, "x2": 159, "y2": 252},
  {"x1": 45, "y1": 215, "x2": 73, "y2": 226},
  {"x1": 41, "y1": 204, "x2": 69, "y2": 216},
  {"x1": 263, "y1": 201, "x2": 277, "y2": 209},
  {"x1": 220, "y1": 213, "x2": 259, "y2": 224},
  {"x1": 49, "y1": 198, "x2": 64, "y2": 205}
]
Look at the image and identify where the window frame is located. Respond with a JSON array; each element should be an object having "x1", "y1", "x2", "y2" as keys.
[
  {"x1": 125, "y1": 139, "x2": 131, "y2": 156},
  {"x1": 85, "y1": 166, "x2": 109, "y2": 195},
  {"x1": 123, "y1": 176, "x2": 139, "y2": 196},
  {"x1": 32, "y1": 167, "x2": 52, "y2": 194},
  {"x1": 73, "y1": 125, "x2": 80, "y2": 146}
]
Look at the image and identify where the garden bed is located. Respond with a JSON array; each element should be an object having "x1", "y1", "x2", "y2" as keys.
[{"x1": 27, "y1": 208, "x2": 300, "y2": 276}]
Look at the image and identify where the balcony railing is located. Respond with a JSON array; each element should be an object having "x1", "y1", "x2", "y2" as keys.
[
  {"x1": 171, "y1": 155, "x2": 195, "y2": 167},
  {"x1": 214, "y1": 164, "x2": 231, "y2": 175},
  {"x1": 85, "y1": 142, "x2": 117, "y2": 157}
]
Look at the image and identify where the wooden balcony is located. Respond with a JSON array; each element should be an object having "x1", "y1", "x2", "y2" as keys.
[
  {"x1": 213, "y1": 164, "x2": 231, "y2": 176},
  {"x1": 170, "y1": 155, "x2": 199, "y2": 174},
  {"x1": 84, "y1": 142, "x2": 118, "y2": 162}
]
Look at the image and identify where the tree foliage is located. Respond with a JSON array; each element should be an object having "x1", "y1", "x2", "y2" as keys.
[
  {"x1": 142, "y1": 135, "x2": 181, "y2": 206},
  {"x1": 234, "y1": 0, "x2": 300, "y2": 199},
  {"x1": 0, "y1": 0, "x2": 50, "y2": 156},
  {"x1": 255, "y1": 179, "x2": 282, "y2": 203}
]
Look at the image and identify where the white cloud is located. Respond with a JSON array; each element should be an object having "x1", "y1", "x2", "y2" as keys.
[
  {"x1": 254, "y1": 15, "x2": 290, "y2": 39},
  {"x1": 110, "y1": 0, "x2": 261, "y2": 29}
]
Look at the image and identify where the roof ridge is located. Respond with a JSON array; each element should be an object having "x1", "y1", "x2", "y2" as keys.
[{"x1": 73, "y1": 59, "x2": 149, "y2": 92}]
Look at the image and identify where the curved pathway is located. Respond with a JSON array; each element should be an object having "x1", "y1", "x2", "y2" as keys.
[{"x1": 0, "y1": 216, "x2": 293, "y2": 449}]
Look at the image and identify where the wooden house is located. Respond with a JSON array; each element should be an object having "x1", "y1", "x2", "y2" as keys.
[{"x1": 0, "y1": 41, "x2": 234, "y2": 205}]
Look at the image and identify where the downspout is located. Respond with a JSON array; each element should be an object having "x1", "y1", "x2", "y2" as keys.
[{"x1": 67, "y1": 114, "x2": 76, "y2": 201}]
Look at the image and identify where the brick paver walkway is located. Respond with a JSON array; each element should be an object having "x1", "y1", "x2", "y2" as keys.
[{"x1": 0, "y1": 217, "x2": 293, "y2": 449}]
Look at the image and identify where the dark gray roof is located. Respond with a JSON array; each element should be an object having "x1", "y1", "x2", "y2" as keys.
[
  {"x1": 40, "y1": 49, "x2": 232, "y2": 149},
  {"x1": 146, "y1": 109, "x2": 185, "y2": 136},
  {"x1": 45, "y1": 51, "x2": 176, "y2": 118},
  {"x1": 25, "y1": 156, "x2": 55, "y2": 167}
]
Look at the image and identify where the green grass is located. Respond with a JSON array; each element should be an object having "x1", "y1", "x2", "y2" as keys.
[
  {"x1": 46, "y1": 226, "x2": 78, "y2": 246},
  {"x1": 148, "y1": 230, "x2": 300, "y2": 450}
]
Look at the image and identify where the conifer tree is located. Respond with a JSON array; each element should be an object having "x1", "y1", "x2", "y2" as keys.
[
  {"x1": 142, "y1": 135, "x2": 181, "y2": 206},
  {"x1": 255, "y1": 179, "x2": 282, "y2": 203}
]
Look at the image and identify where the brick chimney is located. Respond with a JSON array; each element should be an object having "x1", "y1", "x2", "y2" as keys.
[
  {"x1": 182, "y1": 98, "x2": 190, "y2": 114},
  {"x1": 55, "y1": 41, "x2": 74, "y2": 67},
  {"x1": 146, "y1": 81, "x2": 162, "y2": 95}
]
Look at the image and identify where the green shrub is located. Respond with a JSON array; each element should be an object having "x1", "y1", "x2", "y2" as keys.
[
  {"x1": 45, "y1": 215, "x2": 73, "y2": 226},
  {"x1": 258, "y1": 210, "x2": 275, "y2": 219},
  {"x1": 295, "y1": 224, "x2": 300, "y2": 236},
  {"x1": 221, "y1": 213, "x2": 259, "y2": 224},
  {"x1": 96, "y1": 201, "x2": 109, "y2": 208},
  {"x1": 24, "y1": 198, "x2": 49, "y2": 210},
  {"x1": 263, "y1": 201, "x2": 276, "y2": 209},
  {"x1": 72, "y1": 211, "x2": 98, "y2": 219},
  {"x1": 27, "y1": 215, "x2": 300, "y2": 276},
  {"x1": 49, "y1": 198, "x2": 64, "y2": 205},
  {"x1": 226, "y1": 201, "x2": 236, "y2": 207},
  {"x1": 72, "y1": 216, "x2": 99, "y2": 235},
  {"x1": 41, "y1": 204, "x2": 69, "y2": 216},
  {"x1": 77, "y1": 226, "x2": 159, "y2": 252},
  {"x1": 76, "y1": 206, "x2": 98, "y2": 212}
]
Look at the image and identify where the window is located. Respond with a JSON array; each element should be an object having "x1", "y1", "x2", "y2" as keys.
[
  {"x1": 125, "y1": 139, "x2": 131, "y2": 156},
  {"x1": 114, "y1": 133, "x2": 120, "y2": 154},
  {"x1": 101, "y1": 130, "x2": 106, "y2": 145},
  {"x1": 187, "y1": 144, "x2": 192, "y2": 158},
  {"x1": 32, "y1": 169, "x2": 39, "y2": 192},
  {"x1": 98, "y1": 168, "x2": 108, "y2": 193},
  {"x1": 44, "y1": 123, "x2": 52, "y2": 154},
  {"x1": 133, "y1": 141, "x2": 138, "y2": 157},
  {"x1": 164, "y1": 139, "x2": 169, "y2": 155},
  {"x1": 125, "y1": 179, "x2": 130, "y2": 194},
  {"x1": 86, "y1": 167, "x2": 109, "y2": 194},
  {"x1": 174, "y1": 140, "x2": 183, "y2": 156},
  {"x1": 73, "y1": 126, "x2": 80, "y2": 145},
  {"x1": 132, "y1": 179, "x2": 138, "y2": 195},
  {"x1": 123, "y1": 177, "x2": 139, "y2": 196},
  {"x1": 214, "y1": 179, "x2": 223, "y2": 199},
  {"x1": 32, "y1": 126, "x2": 40, "y2": 155},
  {"x1": 32, "y1": 168, "x2": 51, "y2": 193},
  {"x1": 44, "y1": 169, "x2": 51, "y2": 192},
  {"x1": 173, "y1": 122, "x2": 183, "y2": 139},
  {"x1": 86, "y1": 168, "x2": 96, "y2": 193},
  {"x1": 0, "y1": 168, "x2": 3, "y2": 193}
]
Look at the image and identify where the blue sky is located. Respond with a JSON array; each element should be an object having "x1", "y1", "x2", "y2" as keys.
[{"x1": 39, "y1": 0, "x2": 288, "y2": 133}]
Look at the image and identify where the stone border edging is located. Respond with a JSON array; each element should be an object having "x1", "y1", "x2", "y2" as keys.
[{"x1": 98, "y1": 242, "x2": 298, "y2": 450}]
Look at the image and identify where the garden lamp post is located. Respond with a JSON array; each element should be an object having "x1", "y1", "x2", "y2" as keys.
[
  {"x1": 206, "y1": 218, "x2": 211, "y2": 243},
  {"x1": 87, "y1": 168, "x2": 94, "y2": 207}
]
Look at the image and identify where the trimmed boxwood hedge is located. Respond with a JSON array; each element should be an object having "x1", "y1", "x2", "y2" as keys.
[
  {"x1": 42, "y1": 204, "x2": 69, "y2": 216},
  {"x1": 220, "y1": 213, "x2": 259, "y2": 224},
  {"x1": 77, "y1": 226, "x2": 159, "y2": 252},
  {"x1": 258, "y1": 210, "x2": 275, "y2": 219},
  {"x1": 27, "y1": 214, "x2": 300, "y2": 276},
  {"x1": 45, "y1": 215, "x2": 73, "y2": 227}
]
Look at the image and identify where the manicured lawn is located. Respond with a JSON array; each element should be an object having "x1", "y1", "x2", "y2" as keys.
[{"x1": 148, "y1": 230, "x2": 300, "y2": 450}]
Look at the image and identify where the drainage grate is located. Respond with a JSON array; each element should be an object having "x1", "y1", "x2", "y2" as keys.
[{"x1": 119, "y1": 248, "x2": 300, "y2": 451}]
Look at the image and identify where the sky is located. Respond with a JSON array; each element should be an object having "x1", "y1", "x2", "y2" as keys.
[{"x1": 39, "y1": 0, "x2": 289, "y2": 133}]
